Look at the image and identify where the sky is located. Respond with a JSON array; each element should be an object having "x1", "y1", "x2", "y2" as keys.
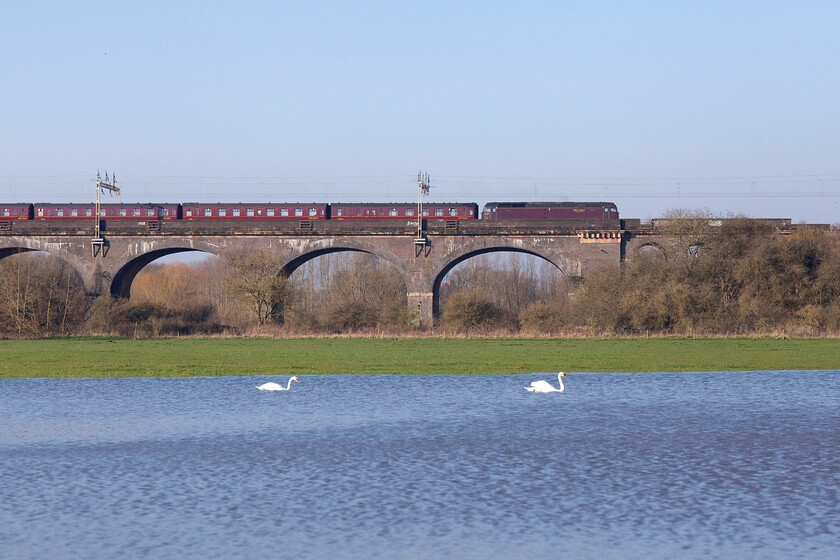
[{"x1": 2, "y1": 1, "x2": 839, "y2": 224}]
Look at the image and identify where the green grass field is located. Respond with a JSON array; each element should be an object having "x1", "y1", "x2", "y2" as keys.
[{"x1": 1, "y1": 337, "x2": 839, "y2": 378}]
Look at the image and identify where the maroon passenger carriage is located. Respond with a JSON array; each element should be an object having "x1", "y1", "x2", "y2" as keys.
[
  {"x1": 482, "y1": 201, "x2": 619, "y2": 220},
  {"x1": 0, "y1": 203, "x2": 34, "y2": 220},
  {"x1": 33, "y1": 203, "x2": 181, "y2": 220},
  {"x1": 331, "y1": 202, "x2": 478, "y2": 220},
  {"x1": 180, "y1": 202, "x2": 330, "y2": 220}
]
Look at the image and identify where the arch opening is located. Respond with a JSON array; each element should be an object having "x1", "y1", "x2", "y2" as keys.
[
  {"x1": 434, "y1": 248, "x2": 567, "y2": 330},
  {"x1": 111, "y1": 248, "x2": 218, "y2": 298},
  {"x1": 282, "y1": 249, "x2": 408, "y2": 333},
  {"x1": 634, "y1": 242, "x2": 666, "y2": 261},
  {"x1": 0, "y1": 250, "x2": 87, "y2": 336}
]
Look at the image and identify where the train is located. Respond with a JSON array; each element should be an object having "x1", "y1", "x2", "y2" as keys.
[{"x1": 0, "y1": 201, "x2": 618, "y2": 222}]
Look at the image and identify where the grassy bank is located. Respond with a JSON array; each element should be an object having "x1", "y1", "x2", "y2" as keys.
[{"x1": 1, "y1": 337, "x2": 839, "y2": 378}]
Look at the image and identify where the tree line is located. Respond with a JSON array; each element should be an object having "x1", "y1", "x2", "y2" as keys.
[{"x1": 2, "y1": 213, "x2": 839, "y2": 337}]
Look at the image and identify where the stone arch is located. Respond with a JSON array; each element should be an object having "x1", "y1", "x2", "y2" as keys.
[
  {"x1": 0, "y1": 246, "x2": 38, "y2": 260},
  {"x1": 634, "y1": 241, "x2": 666, "y2": 259},
  {"x1": 280, "y1": 239, "x2": 408, "y2": 279},
  {"x1": 0, "y1": 245, "x2": 88, "y2": 300},
  {"x1": 429, "y1": 243, "x2": 571, "y2": 319},
  {"x1": 110, "y1": 248, "x2": 218, "y2": 298}
]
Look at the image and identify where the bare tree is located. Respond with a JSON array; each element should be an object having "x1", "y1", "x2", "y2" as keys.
[
  {"x1": 0, "y1": 253, "x2": 86, "y2": 336},
  {"x1": 224, "y1": 248, "x2": 287, "y2": 326}
]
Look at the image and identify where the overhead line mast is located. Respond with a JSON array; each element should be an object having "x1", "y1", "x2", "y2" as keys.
[
  {"x1": 415, "y1": 171, "x2": 431, "y2": 252},
  {"x1": 92, "y1": 171, "x2": 120, "y2": 256}
]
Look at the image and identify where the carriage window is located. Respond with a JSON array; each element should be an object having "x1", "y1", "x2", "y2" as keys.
[
  {"x1": 119, "y1": 209, "x2": 127, "y2": 216},
  {"x1": 145, "y1": 208, "x2": 156, "y2": 216},
  {"x1": 232, "y1": 208, "x2": 240, "y2": 216},
  {"x1": 218, "y1": 208, "x2": 226, "y2": 216},
  {"x1": 131, "y1": 209, "x2": 140, "y2": 216},
  {"x1": 448, "y1": 208, "x2": 458, "y2": 216},
  {"x1": 70, "y1": 209, "x2": 78, "y2": 216},
  {"x1": 405, "y1": 208, "x2": 414, "y2": 216},
  {"x1": 185, "y1": 209, "x2": 193, "y2": 217},
  {"x1": 434, "y1": 208, "x2": 444, "y2": 216},
  {"x1": 336, "y1": 208, "x2": 343, "y2": 216},
  {"x1": 83, "y1": 209, "x2": 93, "y2": 216},
  {"x1": 1, "y1": 209, "x2": 8, "y2": 216},
  {"x1": 280, "y1": 208, "x2": 288, "y2": 216},
  {"x1": 389, "y1": 208, "x2": 398, "y2": 216},
  {"x1": 202, "y1": 209, "x2": 211, "y2": 217},
  {"x1": 294, "y1": 208, "x2": 303, "y2": 216},
  {"x1": 56, "y1": 209, "x2": 65, "y2": 216},
  {"x1": 266, "y1": 208, "x2": 275, "y2": 216},
  {"x1": 422, "y1": 209, "x2": 429, "y2": 216},
  {"x1": 308, "y1": 208, "x2": 317, "y2": 216},
  {"x1": 161, "y1": 208, "x2": 170, "y2": 216},
  {"x1": 246, "y1": 208, "x2": 255, "y2": 216}
]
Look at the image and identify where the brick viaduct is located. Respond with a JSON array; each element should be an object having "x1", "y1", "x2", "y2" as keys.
[{"x1": 0, "y1": 218, "x2": 714, "y2": 324}]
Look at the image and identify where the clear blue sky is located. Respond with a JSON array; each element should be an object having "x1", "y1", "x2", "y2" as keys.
[{"x1": 2, "y1": 1, "x2": 839, "y2": 223}]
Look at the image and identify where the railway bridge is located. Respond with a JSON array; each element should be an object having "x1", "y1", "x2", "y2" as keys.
[{"x1": 0, "y1": 218, "x2": 688, "y2": 323}]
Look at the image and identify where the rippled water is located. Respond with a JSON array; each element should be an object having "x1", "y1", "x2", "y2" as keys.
[{"x1": 2, "y1": 372, "x2": 839, "y2": 559}]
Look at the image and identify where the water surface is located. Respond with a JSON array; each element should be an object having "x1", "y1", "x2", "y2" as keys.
[{"x1": 2, "y1": 372, "x2": 839, "y2": 559}]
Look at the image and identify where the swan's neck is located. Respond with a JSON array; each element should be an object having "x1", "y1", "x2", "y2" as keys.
[
  {"x1": 286, "y1": 379, "x2": 293, "y2": 390},
  {"x1": 557, "y1": 375, "x2": 564, "y2": 392}
]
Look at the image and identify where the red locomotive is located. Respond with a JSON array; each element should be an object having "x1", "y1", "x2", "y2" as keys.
[{"x1": 482, "y1": 202, "x2": 619, "y2": 220}]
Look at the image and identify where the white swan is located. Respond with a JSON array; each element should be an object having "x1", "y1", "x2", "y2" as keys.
[
  {"x1": 525, "y1": 372, "x2": 567, "y2": 393},
  {"x1": 256, "y1": 376, "x2": 299, "y2": 391}
]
